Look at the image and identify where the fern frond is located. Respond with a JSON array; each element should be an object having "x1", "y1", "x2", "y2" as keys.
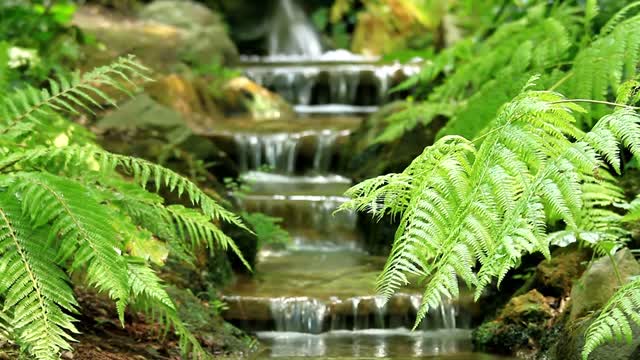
[
  {"x1": 10, "y1": 172, "x2": 130, "y2": 322},
  {"x1": 0, "y1": 192, "x2": 78, "y2": 360},
  {"x1": 126, "y1": 257, "x2": 210, "y2": 359},
  {"x1": 583, "y1": 276, "x2": 640, "y2": 360},
  {"x1": 561, "y1": 11, "x2": 640, "y2": 126},
  {"x1": 624, "y1": 196, "x2": 640, "y2": 222},
  {"x1": 0, "y1": 55, "x2": 150, "y2": 141},
  {"x1": 167, "y1": 205, "x2": 250, "y2": 270},
  {"x1": 348, "y1": 87, "x2": 640, "y2": 329},
  {"x1": 5, "y1": 145, "x2": 248, "y2": 232}
]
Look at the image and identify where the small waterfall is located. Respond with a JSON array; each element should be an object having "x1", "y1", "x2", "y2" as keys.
[
  {"x1": 233, "y1": 130, "x2": 344, "y2": 174},
  {"x1": 352, "y1": 297, "x2": 361, "y2": 330},
  {"x1": 373, "y1": 296, "x2": 388, "y2": 329},
  {"x1": 242, "y1": 63, "x2": 421, "y2": 107},
  {"x1": 239, "y1": 194, "x2": 359, "y2": 249},
  {"x1": 268, "y1": 0, "x2": 323, "y2": 57},
  {"x1": 234, "y1": 133, "x2": 299, "y2": 174},
  {"x1": 313, "y1": 130, "x2": 339, "y2": 173},
  {"x1": 410, "y1": 295, "x2": 458, "y2": 330},
  {"x1": 271, "y1": 297, "x2": 327, "y2": 333}
]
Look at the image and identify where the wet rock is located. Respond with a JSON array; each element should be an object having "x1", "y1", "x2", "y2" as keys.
[
  {"x1": 472, "y1": 289, "x2": 556, "y2": 358},
  {"x1": 570, "y1": 248, "x2": 640, "y2": 321},
  {"x1": 139, "y1": 0, "x2": 238, "y2": 65},
  {"x1": 224, "y1": 77, "x2": 295, "y2": 121},
  {"x1": 146, "y1": 74, "x2": 223, "y2": 122}
]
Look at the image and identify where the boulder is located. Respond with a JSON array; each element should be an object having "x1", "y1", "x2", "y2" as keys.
[
  {"x1": 74, "y1": 2, "x2": 237, "y2": 72},
  {"x1": 542, "y1": 248, "x2": 640, "y2": 360},
  {"x1": 139, "y1": 0, "x2": 238, "y2": 65},
  {"x1": 570, "y1": 248, "x2": 640, "y2": 321}
]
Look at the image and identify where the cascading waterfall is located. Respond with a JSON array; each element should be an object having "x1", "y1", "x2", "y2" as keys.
[
  {"x1": 271, "y1": 297, "x2": 327, "y2": 333},
  {"x1": 233, "y1": 130, "x2": 346, "y2": 174},
  {"x1": 223, "y1": 0, "x2": 473, "y2": 357},
  {"x1": 262, "y1": 295, "x2": 459, "y2": 334},
  {"x1": 234, "y1": 133, "x2": 299, "y2": 174},
  {"x1": 242, "y1": 63, "x2": 420, "y2": 107},
  {"x1": 268, "y1": 0, "x2": 323, "y2": 57}
]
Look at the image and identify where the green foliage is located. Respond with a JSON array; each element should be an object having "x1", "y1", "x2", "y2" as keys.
[
  {"x1": 378, "y1": 3, "x2": 579, "y2": 142},
  {"x1": 381, "y1": 1, "x2": 640, "y2": 142},
  {"x1": 242, "y1": 211, "x2": 290, "y2": 248},
  {"x1": 0, "y1": 56, "x2": 249, "y2": 359},
  {"x1": 192, "y1": 58, "x2": 241, "y2": 99},
  {"x1": 341, "y1": 82, "x2": 640, "y2": 353},
  {"x1": 582, "y1": 277, "x2": 640, "y2": 359},
  {"x1": 0, "y1": 1, "x2": 81, "y2": 86}
]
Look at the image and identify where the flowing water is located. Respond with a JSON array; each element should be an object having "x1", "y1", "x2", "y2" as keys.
[{"x1": 222, "y1": 1, "x2": 515, "y2": 359}]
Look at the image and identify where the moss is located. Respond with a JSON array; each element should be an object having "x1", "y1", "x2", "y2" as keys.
[
  {"x1": 472, "y1": 290, "x2": 555, "y2": 357},
  {"x1": 166, "y1": 286, "x2": 257, "y2": 356}
]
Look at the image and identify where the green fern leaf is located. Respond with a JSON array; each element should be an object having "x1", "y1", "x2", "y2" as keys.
[
  {"x1": 11, "y1": 172, "x2": 131, "y2": 322},
  {"x1": 0, "y1": 192, "x2": 78, "y2": 360}
]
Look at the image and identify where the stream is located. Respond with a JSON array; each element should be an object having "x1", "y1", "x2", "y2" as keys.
[{"x1": 221, "y1": 1, "x2": 516, "y2": 359}]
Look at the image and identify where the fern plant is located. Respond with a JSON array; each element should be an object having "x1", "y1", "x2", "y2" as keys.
[
  {"x1": 379, "y1": 1, "x2": 640, "y2": 142},
  {"x1": 341, "y1": 78, "x2": 640, "y2": 358},
  {"x1": 0, "y1": 55, "x2": 249, "y2": 359}
]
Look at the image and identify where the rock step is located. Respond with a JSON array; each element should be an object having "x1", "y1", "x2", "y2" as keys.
[{"x1": 222, "y1": 294, "x2": 465, "y2": 333}]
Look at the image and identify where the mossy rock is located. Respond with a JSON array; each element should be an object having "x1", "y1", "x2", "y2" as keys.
[
  {"x1": 546, "y1": 314, "x2": 640, "y2": 360},
  {"x1": 165, "y1": 286, "x2": 256, "y2": 356},
  {"x1": 472, "y1": 289, "x2": 556, "y2": 358}
]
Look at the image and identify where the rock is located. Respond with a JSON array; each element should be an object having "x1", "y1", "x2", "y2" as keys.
[
  {"x1": 146, "y1": 74, "x2": 223, "y2": 120},
  {"x1": 97, "y1": 94, "x2": 239, "y2": 180},
  {"x1": 472, "y1": 289, "x2": 556, "y2": 358},
  {"x1": 540, "y1": 248, "x2": 640, "y2": 360},
  {"x1": 546, "y1": 314, "x2": 640, "y2": 360},
  {"x1": 74, "y1": 3, "x2": 237, "y2": 71},
  {"x1": 74, "y1": 6, "x2": 185, "y2": 71},
  {"x1": 570, "y1": 248, "x2": 640, "y2": 321},
  {"x1": 224, "y1": 77, "x2": 295, "y2": 121},
  {"x1": 535, "y1": 248, "x2": 590, "y2": 297},
  {"x1": 165, "y1": 286, "x2": 255, "y2": 355},
  {"x1": 139, "y1": 0, "x2": 238, "y2": 65},
  {"x1": 211, "y1": 0, "x2": 276, "y2": 43}
]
